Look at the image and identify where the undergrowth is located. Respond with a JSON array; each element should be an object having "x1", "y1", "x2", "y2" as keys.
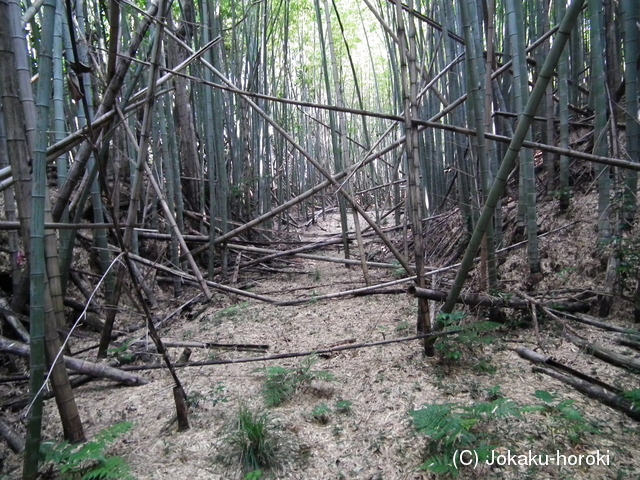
[
  {"x1": 411, "y1": 397, "x2": 521, "y2": 477},
  {"x1": 40, "y1": 422, "x2": 135, "y2": 480},
  {"x1": 524, "y1": 390, "x2": 597, "y2": 447},
  {"x1": 435, "y1": 312, "x2": 502, "y2": 366},
  {"x1": 257, "y1": 355, "x2": 334, "y2": 407},
  {"x1": 411, "y1": 389, "x2": 597, "y2": 478},
  {"x1": 219, "y1": 405, "x2": 294, "y2": 476}
]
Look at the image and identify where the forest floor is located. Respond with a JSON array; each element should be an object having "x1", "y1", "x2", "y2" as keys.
[{"x1": 3, "y1": 192, "x2": 640, "y2": 480}]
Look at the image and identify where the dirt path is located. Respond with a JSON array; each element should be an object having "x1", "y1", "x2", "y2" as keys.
[{"x1": 4, "y1": 211, "x2": 640, "y2": 479}]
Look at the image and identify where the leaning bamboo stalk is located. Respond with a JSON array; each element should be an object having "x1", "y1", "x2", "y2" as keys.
[
  {"x1": 116, "y1": 108, "x2": 212, "y2": 300},
  {"x1": 51, "y1": 0, "x2": 160, "y2": 222},
  {"x1": 0, "y1": 336, "x2": 148, "y2": 386},
  {"x1": 188, "y1": 175, "x2": 343, "y2": 258},
  {"x1": 165, "y1": 29, "x2": 412, "y2": 276},
  {"x1": 442, "y1": 0, "x2": 587, "y2": 314},
  {"x1": 123, "y1": 250, "x2": 279, "y2": 303}
]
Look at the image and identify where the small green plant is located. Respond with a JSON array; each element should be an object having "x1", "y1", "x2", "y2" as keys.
[
  {"x1": 435, "y1": 312, "x2": 501, "y2": 364},
  {"x1": 211, "y1": 302, "x2": 249, "y2": 323},
  {"x1": 525, "y1": 390, "x2": 596, "y2": 446},
  {"x1": 335, "y1": 400, "x2": 353, "y2": 414},
  {"x1": 310, "y1": 403, "x2": 331, "y2": 424},
  {"x1": 622, "y1": 388, "x2": 640, "y2": 409},
  {"x1": 187, "y1": 391, "x2": 206, "y2": 409},
  {"x1": 473, "y1": 359, "x2": 497, "y2": 375},
  {"x1": 484, "y1": 385, "x2": 503, "y2": 401},
  {"x1": 557, "y1": 266, "x2": 577, "y2": 281},
  {"x1": 244, "y1": 470, "x2": 263, "y2": 480},
  {"x1": 376, "y1": 326, "x2": 389, "y2": 339},
  {"x1": 187, "y1": 382, "x2": 229, "y2": 409},
  {"x1": 391, "y1": 261, "x2": 405, "y2": 279},
  {"x1": 411, "y1": 399, "x2": 521, "y2": 477},
  {"x1": 311, "y1": 269, "x2": 321, "y2": 282},
  {"x1": 259, "y1": 355, "x2": 334, "y2": 407},
  {"x1": 395, "y1": 320, "x2": 411, "y2": 336},
  {"x1": 40, "y1": 422, "x2": 135, "y2": 480},
  {"x1": 222, "y1": 406, "x2": 280, "y2": 474},
  {"x1": 210, "y1": 381, "x2": 230, "y2": 407},
  {"x1": 615, "y1": 237, "x2": 640, "y2": 292},
  {"x1": 107, "y1": 340, "x2": 134, "y2": 365}
]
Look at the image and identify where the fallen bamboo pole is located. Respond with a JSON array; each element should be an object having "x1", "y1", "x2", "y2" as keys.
[
  {"x1": 0, "y1": 336, "x2": 148, "y2": 386},
  {"x1": 119, "y1": 329, "x2": 465, "y2": 371},
  {"x1": 563, "y1": 331, "x2": 640, "y2": 371},
  {"x1": 515, "y1": 346, "x2": 621, "y2": 393},
  {"x1": 409, "y1": 286, "x2": 591, "y2": 312},
  {"x1": 550, "y1": 309, "x2": 640, "y2": 336},
  {"x1": 532, "y1": 365, "x2": 640, "y2": 421}
]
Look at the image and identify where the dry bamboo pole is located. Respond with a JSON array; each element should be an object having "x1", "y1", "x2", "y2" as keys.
[
  {"x1": 0, "y1": 297, "x2": 29, "y2": 342},
  {"x1": 531, "y1": 365, "x2": 640, "y2": 421},
  {"x1": 0, "y1": 417, "x2": 24, "y2": 453},
  {"x1": 120, "y1": 329, "x2": 465, "y2": 371},
  {"x1": 122, "y1": 250, "x2": 279, "y2": 303},
  {"x1": 227, "y1": 243, "x2": 397, "y2": 269},
  {"x1": 0, "y1": 336, "x2": 148, "y2": 385},
  {"x1": 564, "y1": 331, "x2": 640, "y2": 371}
]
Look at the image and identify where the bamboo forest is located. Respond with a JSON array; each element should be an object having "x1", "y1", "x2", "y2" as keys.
[{"x1": 1, "y1": 0, "x2": 640, "y2": 477}]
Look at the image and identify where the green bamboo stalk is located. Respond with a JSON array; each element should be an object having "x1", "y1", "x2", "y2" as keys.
[
  {"x1": 314, "y1": 0, "x2": 351, "y2": 261},
  {"x1": 623, "y1": 0, "x2": 639, "y2": 229},
  {"x1": 589, "y1": 0, "x2": 611, "y2": 247},
  {"x1": 506, "y1": 0, "x2": 541, "y2": 275},
  {"x1": 442, "y1": 0, "x2": 586, "y2": 314},
  {"x1": 557, "y1": 0, "x2": 571, "y2": 211}
]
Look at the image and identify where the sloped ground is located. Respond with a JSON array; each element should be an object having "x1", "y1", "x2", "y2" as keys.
[{"x1": 2, "y1": 192, "x2": 640, "y2": 480}]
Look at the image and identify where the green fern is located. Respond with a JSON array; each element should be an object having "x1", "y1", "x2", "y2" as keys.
[
  {"x1": 82, "y1": 457, "x2": 134, "y2": 480},
  {"x1": 411, "y1": 399, "x2": 521, "y2": 477},
  {"x1": 527, "y1": 390, "x2": 596, "y2": 446},
  {"x1": 40, "y1": 422, "x2": 135, "y2": 480}
]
